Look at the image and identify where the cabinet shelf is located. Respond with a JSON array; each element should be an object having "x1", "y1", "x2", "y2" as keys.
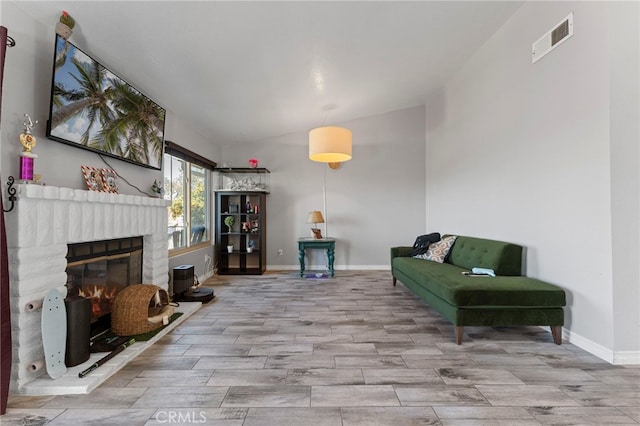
[{"x1": 216, "y1": 191, "x2": 266, "y2": 275}]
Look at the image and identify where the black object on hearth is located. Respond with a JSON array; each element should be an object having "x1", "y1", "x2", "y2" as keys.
[{"x1": 65, "y1": 296, "x2": 91, "y2": 367}]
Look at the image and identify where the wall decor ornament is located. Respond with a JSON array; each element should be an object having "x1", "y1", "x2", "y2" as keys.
[
  {"x1": 81, "y1": 165, "x2": 103, "y2": 191},
  {"x1": 100, "y1": 168, "x2": 118, "y2": 193}
]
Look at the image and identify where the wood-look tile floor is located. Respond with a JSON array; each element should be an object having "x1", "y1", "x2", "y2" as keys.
[{"x1": 4, "y1": 271, "x2": 639, "y2": 425}]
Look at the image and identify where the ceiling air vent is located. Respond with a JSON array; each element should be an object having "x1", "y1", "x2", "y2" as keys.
[{"x1": 532, "y1": 12, "x2": 574, "y2": 64}]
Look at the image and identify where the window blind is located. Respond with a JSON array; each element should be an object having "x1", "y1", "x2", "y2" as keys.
[{"x1": 164, "y1": 140, "x2": 217, "y2": 171}]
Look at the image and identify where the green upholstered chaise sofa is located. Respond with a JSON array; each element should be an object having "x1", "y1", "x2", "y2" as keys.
[{"x1": 391, "y1": 235, "x2": 566, "y2": 345}]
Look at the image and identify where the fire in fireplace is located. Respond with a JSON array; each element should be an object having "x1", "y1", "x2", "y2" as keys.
[
  {"x1": 65, "y1": 237, "x2": 143, "y2": 337},
  {"x1": 76, "y1": 283, "x2": 119, "y2": 318}
]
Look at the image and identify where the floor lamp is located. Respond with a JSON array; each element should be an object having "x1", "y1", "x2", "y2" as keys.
[{"x1": 308, "y1": 126, "x2": 352, "y2": 238}]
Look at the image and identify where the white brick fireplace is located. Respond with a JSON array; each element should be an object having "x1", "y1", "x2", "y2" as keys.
[{"x1": 5, "y1": 184, "x2": 170, "y2": 392}]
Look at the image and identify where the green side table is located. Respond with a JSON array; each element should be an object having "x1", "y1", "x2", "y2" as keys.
[{"x1": 298, "y1": 238, "x2": 336, "y2": 277}]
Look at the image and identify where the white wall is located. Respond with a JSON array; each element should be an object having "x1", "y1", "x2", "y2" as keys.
[
  {"x1": 1, "y1": 2, "x2": 218, "y2": 277},
  {"x1": 425, "y1": 1, "x2": 638, "y2": 362},
  {"x1": 220, "y1": 106, "x2": 426, "y2": 270},
  {"x1": 608, "y1": 2, "x2": 640, "y2": 358}
]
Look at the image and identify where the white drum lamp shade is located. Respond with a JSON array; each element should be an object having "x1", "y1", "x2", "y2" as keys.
[{"x1": 309, "y1": 126, "x2": 352, "y2": 163}]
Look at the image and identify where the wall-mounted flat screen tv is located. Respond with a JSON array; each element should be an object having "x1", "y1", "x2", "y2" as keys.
[{"x1": 46, "y1": 34, "x2": 165, "y2": 170}]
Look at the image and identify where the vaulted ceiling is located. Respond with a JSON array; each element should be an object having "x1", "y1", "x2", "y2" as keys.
[{"x1": 11, "y1": 1, "x2": 523, "y2": 144}]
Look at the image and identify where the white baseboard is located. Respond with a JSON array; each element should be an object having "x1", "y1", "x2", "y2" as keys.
[
  {"x1": 198, "y1": 271, "x2": 214, "y2": 283},
  {"x1": 560, "y1": 327, "x2": 640, "y2": 365},
  {"x1": 612, "y1": 351, "x2": 640, "y2": 365},
  {"x1": 267, "y1": 265, "x2": 390, "y2": 271}
]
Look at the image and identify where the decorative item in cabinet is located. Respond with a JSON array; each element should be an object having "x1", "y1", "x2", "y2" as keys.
[
  {"x1": 215, "y1": 167, "x2": 270, "y2": 193},
  {"x1": 216, "y1": 191, "x2": 267, "y2": 275}
]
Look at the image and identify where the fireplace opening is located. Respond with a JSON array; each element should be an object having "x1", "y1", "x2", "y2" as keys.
[{"x1": 65, "y1": 237, "x2": 143, "y2": 338}]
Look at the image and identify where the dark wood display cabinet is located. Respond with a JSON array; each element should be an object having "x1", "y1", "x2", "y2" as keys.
[{"x1": 216, "y1": 191, "x2": 267, "y2": 275}]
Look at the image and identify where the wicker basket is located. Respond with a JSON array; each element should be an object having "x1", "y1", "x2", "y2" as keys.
[{"x1": 111, "y1": 284, "x2": 174, "y2": 336}]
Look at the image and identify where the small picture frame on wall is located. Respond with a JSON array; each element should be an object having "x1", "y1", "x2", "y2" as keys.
[
  {"x1": 101, "y1": 168, "x2": 118, "y2": 193},
  {"x1": 81, "y1": 165, "x2": 104, "y2": 191}
]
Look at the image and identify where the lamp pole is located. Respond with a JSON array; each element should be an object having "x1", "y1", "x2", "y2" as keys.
[{"x1": 323, "y1": 165, "x2": 328, "y2": 238}]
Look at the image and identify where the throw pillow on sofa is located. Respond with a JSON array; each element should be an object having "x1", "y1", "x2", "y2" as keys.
[{"x1": 424, "y1": 235, "x2": 457, "y2": 263}]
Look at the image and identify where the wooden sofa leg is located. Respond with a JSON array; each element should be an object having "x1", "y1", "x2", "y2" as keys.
[
  {"x1": 455, "y1": 326, "x2": 463, "y2": 345},
  {"x1": 550, "y1": 326, "x2": 562, "y2": 345},
  {"x1": 392, "y1": 276, "x2": 397, "y2": 286}
]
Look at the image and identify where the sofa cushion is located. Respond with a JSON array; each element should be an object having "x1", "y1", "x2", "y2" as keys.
[
  {"x1": 392, "y1": 257, "x2": 565, "y2": 307},
  {"x1": 422, "y1": 235, "x2": 457, "y2": 263},
  {"x1": 447, "y1": 236, "x2": 523, "y2": 276}
]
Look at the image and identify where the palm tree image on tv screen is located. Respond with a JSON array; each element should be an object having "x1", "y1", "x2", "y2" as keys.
[{"x1": 47, "y1": 35, "x2": 165, "y2": 169}]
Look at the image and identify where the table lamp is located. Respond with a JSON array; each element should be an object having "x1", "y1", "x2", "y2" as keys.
[{"x1": 306, "y1": 211, "x2": 325, "y2": 239}]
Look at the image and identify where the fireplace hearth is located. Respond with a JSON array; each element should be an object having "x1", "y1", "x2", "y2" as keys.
[{"x1": 6, "y1": 184, "x2": 170, "y2": 393}]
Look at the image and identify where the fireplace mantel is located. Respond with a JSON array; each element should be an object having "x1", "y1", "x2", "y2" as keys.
[{"x1": 5, "y1": 184, "x2": 171, "y2": 392}]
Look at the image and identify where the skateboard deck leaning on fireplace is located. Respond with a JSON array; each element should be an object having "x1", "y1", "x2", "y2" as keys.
[{"x1": 41, "y1": 288, "x2": 67, "y2": 379}]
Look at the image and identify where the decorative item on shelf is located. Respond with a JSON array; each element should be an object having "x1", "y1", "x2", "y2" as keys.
[
  {"x1": 81, "y1": 165, "x2": 104, "y2": 191},
  {"x1": 250, "y1": 220, "x2": 259, "y2": 233},
  {"x1": 18, "y1": 114, "x2": 38, "y2": 181},
  {"x1": 151, "y1": 180, "x2": 163, "y2": 197},
  {"x1": 226, "y1": 244, "x2": 234, "y2": 253},
  {"x1": 224, "y1": 216, "x2": 235, "y2": 233},
  {"x1": 254, "y1": 204, "x2": 258, "y2": 214},
  {"x1": 306, "y1": 211, "x2": 325, "y2": 239},
  {"x1": 242, "y1": 221, "x2": 252, "y2": 233},
  {"x1": 246, "y1": 200, "x2": 252, "y2": 213},
  {"x1": 247, "y1": 240, "x2": 256, "y2": 253},
  {"x1": 229, "y1": 204, "x2": 239, "y2": 213},
  {"x1": 218, "y1": 168, "x2": 270, "y2": 192},
  {"x1": 100, "y1": 168, "x2": 118, "y2": 193},
  {"x1": 248, "y1": 158, "x2": 259, "y2": 168},
  {"x1": 55, "y1": 10, "x2": 75, "y2": 40},
  {"x1": 228, "y1": 177, "x2": 264, "y2": 191}
]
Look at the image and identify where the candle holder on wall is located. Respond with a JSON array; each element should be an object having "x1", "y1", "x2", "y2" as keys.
[{"x1": 2, "y1": 176, "x2": 16, "y2": 213}]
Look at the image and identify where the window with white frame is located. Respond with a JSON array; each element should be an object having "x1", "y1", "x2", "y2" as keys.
[{"x1": 163, "y1": 142, "x2": 215, "y2": 251}]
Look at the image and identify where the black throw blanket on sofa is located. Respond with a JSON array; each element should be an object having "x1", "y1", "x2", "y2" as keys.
[{"x1": 408, "y1": 232, "x2": 441, "y2": 257}]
